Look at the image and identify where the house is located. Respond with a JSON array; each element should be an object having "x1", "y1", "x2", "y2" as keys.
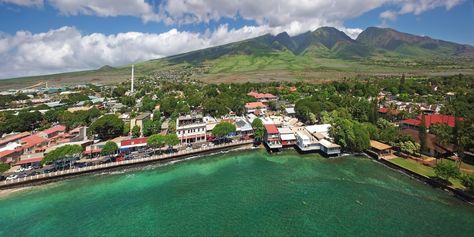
[
  {"x1": 247, "y1": 91, "x2": 278, "y2": 102},
  {"x1": 264, "y1": 124, "x2": 282, "y2": 149},
  {"x1": 369, "y1": 140, "x2": 393, "y2": 159},
  {"x1": 176, "y1": 114, "x2": 207, "y2": 144},
  {"x1": 20, "y1": 135, "x2": 48, "y2": 155},
  {"x1": 0, "y1": 132, "x2": 30, "y2": 150},
  {"x1": 401, "y1": 128, "x2": 454, "y2": 158},
  {"x1": 0, "y1": 148, "x2": 22, "y2": 164},
  {"x1": 245, "y1": 102, "x2": 267, "y2": 114},
  {"x1": 284, "y1": 107, "x2": 296, "y2": 116},
  {"x1": 278, "y1": 127, "x2": 296, "y2": 146},
  {"x1": 319, "y1": 139, "x2": 341, "y2": 156},
  {"x1": 400, "y1": 114, "x2": 462, "y2": 130},
  {"x1": 16, "y1": 152, "x2": 44, "y2": 167},
  {"x1": 39, "y1": 125, "x2": 66, "y2": 139},
  {"x1": 235, "y1": 117, "x2": 253, "y2": 140},
  {"x1": 293, "y1": 127, "x2": 320, "y2": 152},
  {"x1": 378, "y1": 107, "x2": 401, "y2": 121},
  {"x1": 130, "y1": 112, "x2": 151, "y2": 136}
]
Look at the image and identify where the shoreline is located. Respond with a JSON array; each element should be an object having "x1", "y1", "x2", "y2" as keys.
[{"x1": 0, "y1": 141, "x2": 254, "y2": 192}]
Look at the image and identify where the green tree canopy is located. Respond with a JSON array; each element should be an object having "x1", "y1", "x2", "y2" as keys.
[
  {"x1": 252, "y1": 118, "x2": 265, "y2": 142},
  {"x1": 147, "y1": 134, "x2": 166, "y2": 150},
  {"x1": 0, "y1": 163, "x2": 10, "y2": 174},
  {"x1": 89, "y1": 114, "x2": 124, "y2": 140},
  {"x1": 42, "y1": 145, "x2": 83, "y2": 164},
  {"x1": 434, "y1": 161, "x2": 460, "y2": 181},
  {"x1": 165, "y1": 134, "x2": 180, "y2": 147},
  {"x1": 101, "y1": 141, "x2": 118, "y2": 156},
  {"x1": 212, "y1": 122, "x2": 236, "y2": 138}
]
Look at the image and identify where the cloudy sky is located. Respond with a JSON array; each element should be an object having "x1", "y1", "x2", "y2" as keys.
[{"x1": 0, "y1": 0, "x2": 473, "y2": 79}]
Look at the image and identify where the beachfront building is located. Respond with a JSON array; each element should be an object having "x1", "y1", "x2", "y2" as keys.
[
  {"x1": 130, "y1": 112, "x2": 151, "y2": 137},
  {"x1": 235, "y1": 117, "x2": 253, "y2": 140},
  {"x1": 369, "y1": 140, "x2": 393, "y2": 159},
  {"x1": 278, "y1": 127, "x2": 296, "y2": 147},
  {"x1": 176, "y1": 114, "x2": 207, "y2": 144},
  {"x1": 120, "y1": 137, "x2": 148, "y2": 153},
  {"x1": 319, "y1": 139, "x2": 341, "y2": 156},
  {"x1": 264, "y1": 124, "x2": 282, "y2": 149},
  {"x1": 293, "y1": 127, "x2": 320, "y2": 152},
  {"x1": 245, "y1": 102, "x2": 267, "y2": 115}
]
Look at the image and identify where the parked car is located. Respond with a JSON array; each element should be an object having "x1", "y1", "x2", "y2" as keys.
[{"x1": 6, "y1": 175, "x2": 18, "y2": 180}]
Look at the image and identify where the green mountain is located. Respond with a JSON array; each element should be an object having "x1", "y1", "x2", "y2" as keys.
[{"x1": 1, "y1": 26, "x2": 473, "y2": 89}]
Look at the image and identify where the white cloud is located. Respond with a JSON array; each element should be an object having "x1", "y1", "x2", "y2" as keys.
[
  {"x1": 0, "y1": 0, "x2": 42, "y2": 7},
  {"x1": 0, "y1": 25, "x2": 280, "y2": 78},
  {"x1": 0, "y1": 0, "x2": 465, "y2": 78},
  {"x1": 380, "y1": 10, "x2": 398, "y2": 21}
]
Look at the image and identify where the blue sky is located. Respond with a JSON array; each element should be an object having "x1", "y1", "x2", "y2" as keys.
[{"x1": 0, "y1": 0, "x2": 472, "y2": 78}]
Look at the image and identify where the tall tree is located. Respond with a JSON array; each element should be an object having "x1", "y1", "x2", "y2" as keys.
[
  {"x1": 101, "y1": 141, "x2": 118, "y2": 156},
  {"x1": 148, "y1": 134, "x2": 166, "y2": 154},
  {"x1": 251, "y1": 118, "x2": 264, "y2": 143},
  {"x1": 89, "y1": 114, "x2": 124, "y2": 140}
]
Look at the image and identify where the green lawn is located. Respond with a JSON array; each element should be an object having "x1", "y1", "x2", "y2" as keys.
[{"x1": 389, "y1": 158, "x2": 463, "y2": 189}]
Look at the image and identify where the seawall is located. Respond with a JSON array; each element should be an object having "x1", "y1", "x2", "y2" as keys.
[{"x1": 0, "y1": 140, "x2": 253, "y2": 190}]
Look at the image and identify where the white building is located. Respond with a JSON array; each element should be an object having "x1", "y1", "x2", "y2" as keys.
[{"x1": 176, "y1": 115, "x2": 207, "y2": 144}]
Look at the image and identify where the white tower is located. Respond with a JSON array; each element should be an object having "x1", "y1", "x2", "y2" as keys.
[{"x1": 131, "y1": 64, "x2": 135, "y2": 93}]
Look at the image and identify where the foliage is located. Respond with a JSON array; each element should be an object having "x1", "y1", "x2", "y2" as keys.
[
  {"x1": 399, "y1": 141, "x2": 420, "y2": 155},
  {"x1": 430, "y1": 123, "x2": 452, "y2": 146},
  {"x1": 101, "y1": 141, "x2": 118, "y2": 156},
  {"x1": 89, "y1": 114, "x2": 124, "y2": 140},
  {"x1": 42, "y1": 145, "x2": 83, "y2": 165},
  {"x1": 460, "y1": 174, "x2": 474, "y2": 192},
  {"x1": 212, "y1": 122, "x2": 236, "y2": 138},
  {"x1": 332, "y1": 118, "x2": 370, "y2": 152},
  {"x1": 132, "y1": 125, "x2": 141, "y2": 138},
  {"x1": 165, "y1": 134, "x2": 180, "y2": 147},
  {"x1": 0, "y1": 163, "x2": 10, "y2": 174},
  {"x1": 147, "y1": 134, "x2": 166, "y2": 150},
  {"x1": 141, "y1": 95, "x2": 156, "y2": 112},
  {"x1": 142, "y1": 119, "x2": 161, "y2": 137},
  {"x1": 434, "y1": 161, "x2": 460, "y2": 181},
  {"x1": 251, "y1": 118, "x2": 264, "y2": 142}
]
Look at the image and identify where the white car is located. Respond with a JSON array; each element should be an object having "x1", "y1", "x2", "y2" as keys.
[
  {"x1": 6, "y1": 175, "x2": 18, "y2": 180},
  {"x1": 15, "y1": 167, "x2": 25, "y2": 173},
  {"x1": 24, "y1": 166, "x2": 33, "y2": 171}
]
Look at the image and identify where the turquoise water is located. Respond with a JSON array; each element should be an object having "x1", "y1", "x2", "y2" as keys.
[{"x1": 1, "y1": 150, "x2": 474, "y2": 236}]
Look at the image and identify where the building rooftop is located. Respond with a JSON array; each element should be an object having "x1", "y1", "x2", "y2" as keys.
[
  {"x1": 245, "y1": 102, "x2": 267, "y2": 109},
  {"x1": 401, "y1": 114, "x2": 462, "y2": 128},
  {"x1": 264, "y1": 124, "x2": 279, "y2": 134},
  {"x1": 0, "y1": 132, "x2": 31, "y2": 146}
]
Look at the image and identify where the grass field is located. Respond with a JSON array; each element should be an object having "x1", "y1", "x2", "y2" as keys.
[
  {"x1": 0, "y1": 52, "x2": 473, "y2": 90},
  {"x1": 389, "y1": 158, "x2": 463, "y2": 188}
]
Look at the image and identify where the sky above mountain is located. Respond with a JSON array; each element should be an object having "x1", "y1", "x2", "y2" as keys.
[{"x1": 0, "y1": 0, "x2": 473, "y2": 79}]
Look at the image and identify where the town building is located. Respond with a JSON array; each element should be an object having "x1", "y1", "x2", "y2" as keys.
[
  {"x1": 130, "y1": 112, "x2": 151, "y2": 137},
  {"x1": 245, "y1": 102, "x2": 267, "y2": 114},
  {"x1": 235, "y1": 117, "x2": 253, "y2": 140},
  {"x1": 176, "y1": 114, "x2": 207, "y2": 144},
  {"x1": 264, "y1": 124, "x2": 282, "y2": 149},
  {"x1": 278, "y1": 127, "x2": 296, "y2": 147},
  {"x1": 400, "y1": 114, "x2": 462, "y2": 130},
  {"x1": 247, "y1": 91, "x2": 278, "y2": 102}
]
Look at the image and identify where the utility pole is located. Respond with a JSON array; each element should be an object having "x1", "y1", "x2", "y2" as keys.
[{"x1": 131, "y1": 64, "x2": 135, "y2": 94}]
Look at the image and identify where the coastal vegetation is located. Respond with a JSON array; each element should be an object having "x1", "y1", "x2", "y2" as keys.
[{"x1": 42, "y1": 145, "x2": 83, "y2": 165}]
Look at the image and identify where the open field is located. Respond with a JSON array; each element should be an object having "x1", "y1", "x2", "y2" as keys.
[{"x1": 0, "y1": 53, "x2": 473, "y2": 90}]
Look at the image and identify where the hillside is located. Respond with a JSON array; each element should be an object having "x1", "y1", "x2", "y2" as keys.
[{"x1": 1, "y1": 26, "x2": 473, "y2": 89}]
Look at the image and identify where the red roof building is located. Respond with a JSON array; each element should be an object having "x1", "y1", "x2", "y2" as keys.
[
  {"x1": 264, "y1": 124, "x2": 279, "y2": 134},
  {"x1": 40, "y1": 125, "x2": 66, "y2": 138},
  {"x1": 245, "y1": 102, "x2": 267, "y2": 109},
  {"x1": 0, "y1": 132, "x2": 30, "y2": 147},
  {"x1": 400, "y1": 114, "x2": 462, "y2": 129},
  {"x1": 247, "y1": 91, "x2": 278, "y2": 101},
  {"x1": 121, "y1": 137, "x2": 148, "y2": 149},
  {"x1": 20, "y1": 135, "x2": 48, "y2": 154}
]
